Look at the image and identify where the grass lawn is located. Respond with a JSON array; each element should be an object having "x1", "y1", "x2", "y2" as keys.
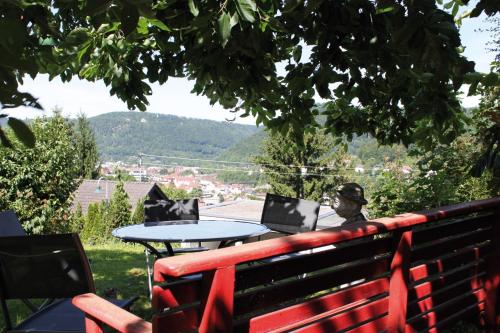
[{"x1": 1, "y1": 241, "x2": 154, "y2": 330}]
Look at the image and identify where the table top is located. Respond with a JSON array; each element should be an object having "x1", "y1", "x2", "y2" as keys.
[{"x1": 112, "y1": 220, "x2": 270, "y2": 242}]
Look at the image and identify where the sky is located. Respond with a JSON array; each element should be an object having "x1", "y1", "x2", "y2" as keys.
[{"x1": 6, "y1": 9, "x2": 497, "y2": 125}]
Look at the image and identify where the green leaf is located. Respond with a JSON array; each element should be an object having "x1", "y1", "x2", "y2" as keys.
[
  {"x1": 230, "y1": 12, "x2": 239, "y2": 28},
  {"x1": 8, "y1": 117, "x2": 35, "y2": 148},
  {"x1": 375, "y1": 6, "x2": 394, "y2": 14},
  {"x1": 451, "y1": 2, "x2": 459, "y2": 17},
  {"x1": 283, "y1": 0, "x2": 303, "y2": 13},
  {"x1": 82, "y1": 0, "x2": 112, "y2": 16},
  {"x1": 120, "y1": 5, "x2": 139, "y2": 36},
  {"x1": 64, "y1": 28, "x2": 91, "y2": 46},
  {"x1": 188, "y1": 0, "x2": 199, "y2": 17},
  {"x1": 482, "y1": 72, "x2": 498, "y2": 86},
  {"x1": 137, "y1": 17, "x2": 149, "y2": 34},
  {"x1": 236, "y1": 0, "x2": 257, "y2": 23},
  {"x1": 467, "y1": 80, "x2": 479, "y2": 96},
  {"x1": 293, "y1": 45, "x2": 302, "y2": 63},
  {"x1": 444, "y1": 1, "x2": 454, "y2": 9},
  {"x1": 0, "y1": 19, "x2": 27, "y2": 54},
  {"x1": 218, "y1": 12, "x2": 231, "y2": 47},
  {"x1": 149, "y1": 19, "x2": 170, "y2": 32}
]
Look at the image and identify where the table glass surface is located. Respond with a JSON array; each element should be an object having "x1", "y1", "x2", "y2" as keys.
[{"x1": 112, "y1": 220, "x2": 269, "y2": 242}]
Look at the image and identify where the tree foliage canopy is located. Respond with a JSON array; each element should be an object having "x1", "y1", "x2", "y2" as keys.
[{"x1": 0, "y1": 0, "x2": 498, "y2": 148}]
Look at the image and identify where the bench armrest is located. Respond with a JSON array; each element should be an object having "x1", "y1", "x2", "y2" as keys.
[{"x1": 73, "y1": 293, "x2": 152, "y2": 333}]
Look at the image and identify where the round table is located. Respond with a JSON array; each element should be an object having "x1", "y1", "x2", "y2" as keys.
[
  {"x1": 112, "y1": 219, "x2": 270, "y2": 256},
  {"x1": 113, "y1": 220, "x2": 269, "y2": 297}
]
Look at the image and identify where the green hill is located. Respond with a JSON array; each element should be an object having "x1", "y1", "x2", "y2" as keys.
[
  {"x1": 89, "y1": 112, "x2": 259, "y2": 161},
  {"x1": 216, "y1": 130, "x2": 267, "y2": 162}
]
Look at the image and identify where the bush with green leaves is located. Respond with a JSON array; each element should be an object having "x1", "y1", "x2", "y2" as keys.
[
  {"x1": 160, "y1": 185, "x2": 191, "y2": 201},
  {"x1": 81, "y1": 202, "x2": 110, "y2": 244},
  {"x1": 0, "y1": 113, "x2": 80, "y2": 234},
  {"x1": 368, "y1": 135, "x2": 495, "y2": 218}
]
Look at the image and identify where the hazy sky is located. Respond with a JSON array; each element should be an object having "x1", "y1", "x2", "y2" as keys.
[{"x1": 7, "y1": 10, "x2": 497, "y2": 124}]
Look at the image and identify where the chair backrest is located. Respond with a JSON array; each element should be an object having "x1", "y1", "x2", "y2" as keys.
[
  {"x1": 261, "y1": 193, "x2": 320, "y2": 234},
  {"x1": 144, "y1": 199, "x2": 199, "y2": 222},
  {"x1": 0, "y1": 233, "x2": 95, "y2": 300},
  {"x1": 0, "y1": 210, "x2": 26, "y2": 237}
]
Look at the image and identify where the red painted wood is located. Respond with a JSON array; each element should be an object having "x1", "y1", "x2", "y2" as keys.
[
  {"x1": 85, "y1": 316, "x2": 104, "y2": 333},
  {"x1": 412, "y1": 228, "x2": 491, "y2": 263},
  {"x1": 411, "y1": 301, "x2": 486, "y2": 333},
  {"x1": 388, "y1": 230, "x2": 413, "y2": 333},
  {"x1": 408, "y1": 286, "x2": 486, "y2": 320},
  {"x1": 197, "y1": 266, "x2": 235, "y2": 333},
  {"x1": 248, "y1": 278, "x2": 389, "y2": 332},
  {"x1": 289, "y1": 297, "x2": 388, "y2": 333},
  {"x1": 410, "y1": 276, "x2": 484, "y2": 311},
  {"x1": 235, "y1": 257, "x2": 390, "y2": 315},
  {"x1": 343, "y1": 316, "x2": 388, "y2": 333},
  {"x1": 411, "y1": 214, "x2": 492, "y2": 244},
  {"x1": 72, "y1": 293, "x2": 152, "y2": 333},
  {"x1": 154, "y1": 198, "x2": 500, "y2": 280},
  {"x1": 152, "y1": 285, "x2": 198, "y2": 332},
  {"x1": 484, "y1": 209, "x2": 500, "y2": 330},
  {"x1": 236, "y1": 237, "x2": 391, "y2": 290},
  {"x1": 410, "y1": 246, "x2": 483, "y2": 283},
  {"x1": 407, "y1": 289, "x2": 486, "y2": 332}
]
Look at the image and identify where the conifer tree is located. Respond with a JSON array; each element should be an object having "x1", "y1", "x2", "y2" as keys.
[
  {"x1": 254, "y1": 129, "x2": 348, "y2": 201},
  {"x1": 131, "y1": 198, "x2": 145, "y2": 225},
  {"x1": 108, "y1": 181, "x2": 131, "y2": 229},
  {"x1": 74, "y1": 113, "x2": 100, "y2": 179}
]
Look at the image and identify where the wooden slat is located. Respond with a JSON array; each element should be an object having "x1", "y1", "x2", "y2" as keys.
[
  {"x1": 236, "y1": 237, "x2": 392, "y2": 290},
  {"x1": 387, "y1": 230, "x2": 413, "y2": 333},
  {"x1": 72, "y1": 293, "x2": 152, "y2": 333},
  {"x1": 408, "y1": 281, "x2": 484, "y2": 318},
  {"x1": 411, "y1": 228, "x2": 491, "y2": 262},
  {"x1": 198, "y1": 266, "x2": 235, "y2": 332},
  {"x1": 484, "y1": 208, "x2": 500, "y2": 329},
  {"x1": 412, "y1": 214, "x2": 493, "y2": 244},
  {"x1": 234, "y1": 257, "x2": 390, "y2": 316},
  {"x1": 416, "y1": 302, "x2": 485, "y2": 333},
  {"x1": 289, "y1": 297, "x2": 388, "y2": 333},
  {"x1": 409, "y1": 272, "x2": 485, "y2": 306},
  {"x1": 247, "y1": 278, "x2": 389, "y2": 332},
  {"x1": 406, "y1": 289, "x2": 486, "y2": 331},
  {"x1": 410, "y1": 245, "x2": 486, "y2": 283},
  {"x1": 345, "y1": 316, "x2": 387, "y2": 333}
]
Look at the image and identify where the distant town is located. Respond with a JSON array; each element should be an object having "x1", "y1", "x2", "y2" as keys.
[
  {"x1": 100, "y1": 160, "x2": 415, "y2": 206},
  {"x1": 100, "y1": 161, "x2": 264, "y2": 205}
]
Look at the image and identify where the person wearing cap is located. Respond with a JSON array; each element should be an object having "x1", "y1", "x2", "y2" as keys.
[{"x1": 331, "y1": 183, "x2": 368, "y2": 225}]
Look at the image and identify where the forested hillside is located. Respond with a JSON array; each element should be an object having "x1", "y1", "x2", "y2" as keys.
[
  {"x1": 216, "y1": 130, "x2": 267, "y2": 162},
  {"x1": 89, "y1": 112, "x2": 259, "y2": 161}
]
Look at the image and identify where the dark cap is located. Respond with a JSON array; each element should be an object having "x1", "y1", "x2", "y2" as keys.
[{"x1": 336, "y1": 183, "x2": 368, "y2": 205}]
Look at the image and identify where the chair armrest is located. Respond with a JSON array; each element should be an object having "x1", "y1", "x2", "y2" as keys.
[{"x1": 73, "y1": 293, "x2": 152, "y2": 333}]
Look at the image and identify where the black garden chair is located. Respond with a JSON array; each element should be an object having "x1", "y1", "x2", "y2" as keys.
[
  {"x1": 144, "y1": 198, "x2": 208, "y2": 254},
  {"x1": 261, "y1": 193, "x2": 320, "y2": 235},
  {"x1": 0, "y1": 233, "x2": 137, "y2": 333}
]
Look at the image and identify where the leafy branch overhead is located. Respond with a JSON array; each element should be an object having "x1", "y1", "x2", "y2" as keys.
[{"x1": 0, "y1": 0, "x2": 498, "y2": 148}]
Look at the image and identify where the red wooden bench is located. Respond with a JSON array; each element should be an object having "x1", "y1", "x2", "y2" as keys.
[{"x1": 73, "y1": 197, "x2": 500, "y2": 332}]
